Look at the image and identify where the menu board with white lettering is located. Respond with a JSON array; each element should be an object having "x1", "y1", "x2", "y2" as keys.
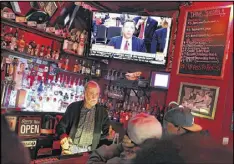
[
  {"x1": 178, "y1": 7, "x2": 232, "y2": 78},
  {"x1": 18, "y1": 117, "x2": 41, "y2": 137}
]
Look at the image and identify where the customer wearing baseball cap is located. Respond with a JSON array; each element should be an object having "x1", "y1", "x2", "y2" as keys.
[
  {"x1": 87, "y1": 113, "x2": 162, "y2": 164},
  {"x1": 163, "y1": 105, "x2": 203, "y2": 137}
]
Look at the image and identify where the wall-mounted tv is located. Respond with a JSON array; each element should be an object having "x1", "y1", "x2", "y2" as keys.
[
  {"x1": 150, "y1": 71, "x2": 170, "y2": 89},
  {"x1": 89, "y1": 12, "x2": 172, "y2": 65}
]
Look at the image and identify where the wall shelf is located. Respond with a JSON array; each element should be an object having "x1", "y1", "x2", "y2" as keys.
[
  {"x1": 62, "y1": 50, "x2": 107, "y2": 64},
  {"x1": 1, "y1": 47, "x2": 59, "y2": 64},
  {"x1": 1, "y1": 17, "x2": 64, "y2": 42},
  {"x1": 58, "y1": 68, "x2": 101, "y2": 79}
]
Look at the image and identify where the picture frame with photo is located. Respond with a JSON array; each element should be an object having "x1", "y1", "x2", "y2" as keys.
[
  {"x1": 178, "y1": 82, "x2": 220, "y2": 119},
  {"x1": 44, "y1": 2, "x2": 58, "y2": 17}
]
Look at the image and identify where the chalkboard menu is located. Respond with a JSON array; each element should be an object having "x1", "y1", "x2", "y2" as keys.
[
  {"x1": 18, "y1": 117, "x2": 41, "y2": 137},
  {"x1": 178, "y1": 7, "x2": 232, "y2": 78}
]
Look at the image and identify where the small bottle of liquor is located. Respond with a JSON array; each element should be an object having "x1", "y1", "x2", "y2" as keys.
[
  {"x1": 46, "y1": 46, "x2": 52, "y2": 59},
  {"x1": 18, "y1": 35, "x2": 25, "y2": 52},
  {"x1": 96, "y1": 63, "x2": 101, "y2": 77},
  {"x1": 91, "y1": 61, "x2": 96, "y2": 76},
  {"x1": 73, "y1": 59, "x2": 79, "y2": 72},
  {"x1": 39, "y1": 45, "x2": 45, "y2": 57}
]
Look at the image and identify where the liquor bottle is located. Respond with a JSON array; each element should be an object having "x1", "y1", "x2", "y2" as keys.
[
  {"x1": 79, "y1": 80, "x2": 85, "y2": 100},
  {"x1": 86, "y1": 62, "x2": 91, "y2": 75},
  {"x1": 39, "y1": 45, "x2": 45, "y2": 57},
  {"x1": 21, "y1": 68, "x2": 30, "y2": 88},
  {"x1": 5, "y1": 27, "x2": 13, "y2": 48},
  {"x1": 73, "y1": 59, "x2": 79, "y2": 72},
  {"x1": 77, "y1": 59, "x2": 82, "y2": 73},
  {"x1": 95, "y1": 63, "x2": 101, "y2": 77},
  {"x1": 91, "y1": 61, "x2": 96, "y2": 76},
  {"x1": 30, "y1": 41, "x2": 37, "y2": 56},
  {"x1": 34, "y1": 44, "x2": 40, "y2": 56},
  {"x1": 81, "y1": 60, "x2": 86, "y2": 74},
  {"x1": 64, "y1": 56, "x2": 69, "y2": 70},
  {"x1": 37, "y1": 77, "x2": 44, "y2": 95},
  {"x1": 46, "y1": 46, "x2": 51, "y2": 58},
  {"x1": 10, "y1": 28, "x2": 17, "y2": 50},
  {"x1": 68, "y1": 76, "x2": 72, "y2": 88},
  {"x1": 18, "y1": 35, "x2": 25, "y2": 52},
  {"x1": 1, "y1": 26, "x2": 7, "y2": 48}
]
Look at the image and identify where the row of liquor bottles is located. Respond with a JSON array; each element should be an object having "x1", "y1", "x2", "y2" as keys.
[
  {"x1": 58, "y1": 57, "x2": 102, "y2": 77},
  {"x1": 1, "y1": 26, "x2": 61, "y2": 60},
  {"x1": 98, "y1": 98, "x2": 168, "y2": 127},
  {"x1": 1, "y1": 73, "x2": 90, "y2": 112}
]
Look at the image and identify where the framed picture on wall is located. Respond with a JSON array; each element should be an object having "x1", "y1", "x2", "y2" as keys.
[
  {"x1": 38, "y1": 2, "x2": 47, "y2": 9},
  {"x1": 44, "y1": 2, "x2": 58, "y2": 17},
  {"x1": 178, "y1": 82, "x2": 219, "y2": 119}
]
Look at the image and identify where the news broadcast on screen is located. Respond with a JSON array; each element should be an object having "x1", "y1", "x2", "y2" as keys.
[{"x1": 90, "y1": 12, "x2": 172, "y2": 65}]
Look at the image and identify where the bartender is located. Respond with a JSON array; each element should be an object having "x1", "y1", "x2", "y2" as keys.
[{"x1": 56, "y1": 81, "x2": 110, "y2": 155}]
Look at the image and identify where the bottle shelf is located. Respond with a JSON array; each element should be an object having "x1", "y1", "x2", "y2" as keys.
[
  {"x1": 62, "y1": 50, "x2": 107, "y2": 64},
  {"x1": 58, "y1": 68, "x2": 101, "y2": 79},
  {"x1": 1, "y1": 17, "x2": 64, "y2": 42},
  {"x1": 1, "y1": 47, "x2": 59, "y2": 64}
]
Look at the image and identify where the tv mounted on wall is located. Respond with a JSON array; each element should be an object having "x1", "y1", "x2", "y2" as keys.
[
  {"x1": 89, "y1": 12, "x2": 172, "y2": 65},
  {"x1": 150, "y1": 71, "x2": 170, "y2": 89}
]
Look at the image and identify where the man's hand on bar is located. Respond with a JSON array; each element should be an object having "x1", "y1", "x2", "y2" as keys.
[
  {"x1": 122, "y1": 135, "x2": 135, "y2": 149},
  {"x1": 60, "y1": 137, "x2": 73, "y2": 155}
]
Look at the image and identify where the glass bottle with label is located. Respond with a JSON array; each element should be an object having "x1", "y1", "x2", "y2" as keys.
[
  {"x1": 81, "y1": 60, "x2": 86, "y2": 74},
  {"x1": 18, "y1": 35, "x2": 25, "y2": 52},
  {"x1": 73, "y1": 59, "x2": 79, "y2": 72},
  {"x1": 78, "y1": 60, "x2": 82, "y2": 73},
  {"x1": 64, "y1": 56, "x2": 69, "y2": 71},
  {"x1": 10, "y1": 28, "x2": 17, "y2": 50},
  {"x1": 86, "y1": 62, "x2": 91, "y2": 75},
  {"x1": 96, "y1": 63, "x2": 101, "y2": 77},
  {"x1": 91, "y1": 61, "x2": 96, "y2": 76}
]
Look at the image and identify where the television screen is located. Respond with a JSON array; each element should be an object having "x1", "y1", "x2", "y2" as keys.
[
  {"x1": 150, "y1": 71, "x2": 170, "y2": 89},
  {"x1": 89, "y1": 12, "x2": 172, "y2": 65}
]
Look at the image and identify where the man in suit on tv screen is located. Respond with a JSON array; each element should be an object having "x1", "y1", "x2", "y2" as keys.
[
  {"x1": 133, "y1": 16, "x2": 158, "y2": 53},
  {"x1": 151, "y1": 20, "x2": 169, "y2": 53},
  {"x1": 108, "y1": 19, "x2": 146, "y2": 53}
]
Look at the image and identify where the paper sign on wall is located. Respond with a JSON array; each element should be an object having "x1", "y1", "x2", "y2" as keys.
[{"x1": 5, "y1": 116, "x2": 17, "y2": 131}]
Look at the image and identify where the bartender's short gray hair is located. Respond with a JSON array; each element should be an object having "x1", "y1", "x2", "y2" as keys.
[{"x1": 84, "y1": 80, "x2": 100, "y2": 91}]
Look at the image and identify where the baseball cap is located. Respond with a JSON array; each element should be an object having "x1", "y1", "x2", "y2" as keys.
[
  {"x1": 164, "y1": 107, "x2": 202, "y2": 132},
  {"x1": 127, "y1": 113, "x2": 162, "y2": 145}
]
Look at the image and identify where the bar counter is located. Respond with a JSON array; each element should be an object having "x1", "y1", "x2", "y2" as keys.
[{"x1": 31, "y1": 153, "x2": 90, "y2": 164}]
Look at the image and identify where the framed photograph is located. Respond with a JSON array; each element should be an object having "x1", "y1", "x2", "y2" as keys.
[
  {"x1": 44, "y1": 2, "x2": 58, "y2": 17},
  {"x1": 38, "y1": 2, "x2": 47, "y2": 9},
  {"x1": 178, "y1": 82, "x2": 220, "y2": 119}
]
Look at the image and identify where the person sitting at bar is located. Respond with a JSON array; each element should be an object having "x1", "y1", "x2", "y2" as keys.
[
  {"x1": 132, "y1": 132, "x2": 233, "y2": 164},
  {"x1": 1, "y1": 115, "x2": 31, "y2": 164},
  {"x1": 56, "y1": 81, "x2": 110, "y2": 155},
  {"x1": 108, "y1": 19, "x2": 146, "y2": 52},
  {"x1": 87, "y1": 113, "x2": 162, "y2": 164},
  {"x1": 162, "y1": 105, "x2": 204, "y2": 138}
]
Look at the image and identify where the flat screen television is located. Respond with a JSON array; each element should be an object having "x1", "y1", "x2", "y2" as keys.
[
  {"x1": 150, "y1": 71, "x2": 170, "y2": 89},
  {"x1": 89, "y1": 12, "x2": 172, "y2": 65}
]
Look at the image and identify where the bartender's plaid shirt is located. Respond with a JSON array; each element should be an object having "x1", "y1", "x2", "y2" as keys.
[{"x1": 73, "y1": 106, "x2": 96, "y2": 148}]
